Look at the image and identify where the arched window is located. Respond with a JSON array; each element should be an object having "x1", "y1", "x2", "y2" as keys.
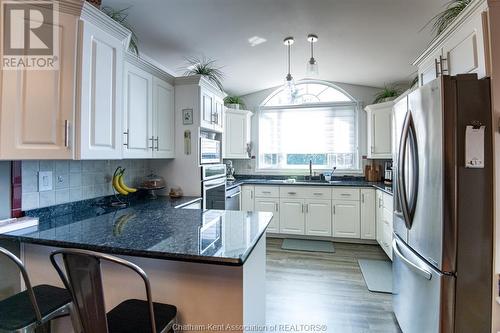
[
  {"x1": 262, "y1": 81, "x2": 354, "y2": 107},
  {"x1": 258, "y1": 81, "x2": 360, "y2": 172}
]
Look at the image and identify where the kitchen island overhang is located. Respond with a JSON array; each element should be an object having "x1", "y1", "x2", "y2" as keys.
[{"x1": 0, "y1": 200, "x2": 272, "y2": 333}]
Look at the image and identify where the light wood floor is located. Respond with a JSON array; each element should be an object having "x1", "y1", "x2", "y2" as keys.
[{"x1": 266, "y1": 238, "x2": 402, "y2": 333}]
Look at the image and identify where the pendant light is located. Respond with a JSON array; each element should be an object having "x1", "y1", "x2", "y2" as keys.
[
  {"x1": 283, "y1": 37, "x2": 296, "y2": 103},
  {"x1": 306, "y1": 34, "x2": 319, "y2": 76}
]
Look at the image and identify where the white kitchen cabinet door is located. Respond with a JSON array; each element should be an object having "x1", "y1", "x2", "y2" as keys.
[
  {"x1": 201, "y1": 90, "x2": 214, "y2": 130},
  {"x1": 279, "y1": 199, "x2": 305, "y2": 235},
  {"x1": 153, "y1": 77, "x2": 175, "y2": 158},
  {"x1": 240, "y1": 186, "x2": 255, "y2": 211},
  {"x1": 333, "y1": 200, "x2": 360, "y2": 238},
  {"x1": 442, "y1": 8, "x2": 488, "y2": 78},
  {"x1": 0, "y1": 12, "x2": 77, "y2": 160},
  {"x1": 360, "y1": 189, "x2": 376, "y2": 240},
  {"x1": 375, "y1": 190, "x2": 385, "y2": 245},
  {"x1": 305, "y1": 199, "x2": 332, "y2": 236},
  {"x1": 418, "y1": 48, "x2": 443, "y2": 86},
  {"x1": 366, "y1": 102, "x2": 393, "y2": 159},
  {"x1": 77, "y1": 21, "x2": 124, "y2": 159},
  {"x1": 123, "y1": 62, "x2": 153, "y2": 159},
  {"x1": 213, "y1": 96, "x2": 224, "y2": 133},
  {"x1": 255, "y1": 198, "x2": 280, "y2": 233},
  {"x1": 224, "y1": 110, "x2": 251, "y2": 159}
]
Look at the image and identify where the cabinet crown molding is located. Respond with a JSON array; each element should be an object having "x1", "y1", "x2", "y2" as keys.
[
  {"x1": 174, "y1": 75, "x2": 226, "y2": 97},
  {"x1": 124, "y1": 51, "x2": 174, "y2": 84},
  {"x1": 364, "y1": 100, "x2": 395, "y2": 112},
  {"x1": 412, "y1": 0, "x2": 487, "y2": 66}
]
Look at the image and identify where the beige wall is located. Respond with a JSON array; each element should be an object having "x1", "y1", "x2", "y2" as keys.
[{"x1": 488, "y1": 1, "x2": 500, "y2": 331}]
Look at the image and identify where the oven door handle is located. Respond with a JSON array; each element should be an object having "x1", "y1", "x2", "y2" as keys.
[{"x1": 226, "y1": 192, "x2": 240, "y2": 199}]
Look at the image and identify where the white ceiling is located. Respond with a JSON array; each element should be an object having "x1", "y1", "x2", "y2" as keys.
[{"x1": 102, "y1": 0, "x2": 448, "y2": 95}]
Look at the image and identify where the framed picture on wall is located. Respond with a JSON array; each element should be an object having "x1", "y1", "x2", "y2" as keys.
[{"x1": 182, "y1": 109, "x2": 193, "y2": 125}]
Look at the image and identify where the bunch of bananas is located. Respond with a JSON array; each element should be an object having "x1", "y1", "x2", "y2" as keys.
[{"x1": 112, "y1": 167, "x2": 137, "y2": 195}]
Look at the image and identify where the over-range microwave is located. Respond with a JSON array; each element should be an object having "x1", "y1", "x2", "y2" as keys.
[{"x1": 200, "y1": 138, "x2": 221, "y2": 164}]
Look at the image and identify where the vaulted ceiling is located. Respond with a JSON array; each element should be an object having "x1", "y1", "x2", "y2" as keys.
[{"x1": 102, "y1": 0, "x2": 448, "y2": 95}]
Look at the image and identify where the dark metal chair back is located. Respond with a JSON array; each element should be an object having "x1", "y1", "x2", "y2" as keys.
[
  {"x1": 50, "y1": 248, "x2": 157, "y2": 333},
  {"x1": 0, "y1": 246, "x2": 43, "y2": 324}
]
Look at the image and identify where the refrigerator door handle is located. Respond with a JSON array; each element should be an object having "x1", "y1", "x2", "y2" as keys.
[
  {"x1": 393, "y1": 238, "x2": 432, "y2": 280},
  {"x1": 397, "y1": 111, "x2": 419, "y2": 229}
]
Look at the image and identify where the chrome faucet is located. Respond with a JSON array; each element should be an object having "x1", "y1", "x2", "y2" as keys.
[{"x1": 309, "y1": 160, "x2": 313, "y2": 179}]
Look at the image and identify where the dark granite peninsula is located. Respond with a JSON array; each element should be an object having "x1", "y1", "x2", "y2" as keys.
[{"x1": 0, "y1": 196, "x2": 272, "y2": 333}]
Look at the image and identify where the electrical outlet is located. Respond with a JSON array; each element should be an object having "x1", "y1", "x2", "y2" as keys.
[{"x1": 38, "y1": 171, "x2": 53, "y2": 192}]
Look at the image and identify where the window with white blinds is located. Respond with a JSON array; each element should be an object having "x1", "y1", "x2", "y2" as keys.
[{"x1": 258, "y1": 106, "x2": 358, "y2": 170}]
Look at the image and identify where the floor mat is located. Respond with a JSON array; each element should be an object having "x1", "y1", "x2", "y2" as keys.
[{"x1": 358, "y1": 259, "x2": 393, "y2": 293}]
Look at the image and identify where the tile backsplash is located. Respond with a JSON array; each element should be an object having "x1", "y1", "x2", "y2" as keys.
[{"x1": 22, "y1": 160, "x2": 151, "y2": 210}]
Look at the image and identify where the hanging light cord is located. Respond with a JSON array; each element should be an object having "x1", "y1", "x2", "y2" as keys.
[
  {"x1": 310, "y1": 41, "x2": 314, "y2": 59},
  {"x1": 287, "y1": 42, "x2": 291, "y2": 77}
]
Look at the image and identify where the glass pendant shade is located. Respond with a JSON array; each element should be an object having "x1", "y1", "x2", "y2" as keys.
[
  {"x1": 306, "y1": 58, "x2": 319, "y2": 76},
  {"x1": 306, "y1": 34, "x2": 319, "y2": 76}
]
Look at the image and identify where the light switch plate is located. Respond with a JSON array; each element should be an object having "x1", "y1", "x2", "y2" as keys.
[{"x1": 38, "y1": 171, "x2": 53, "y2": 192}]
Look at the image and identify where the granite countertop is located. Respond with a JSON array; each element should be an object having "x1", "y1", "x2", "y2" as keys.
[
  {"x1": 227, "y1": 177, "x2": 393, "y2": 195},
  {"x1": 0, "y1": 196, "x2": 272, "y2": 266}
]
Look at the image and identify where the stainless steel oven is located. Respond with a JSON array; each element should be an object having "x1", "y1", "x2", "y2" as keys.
[
  {"x1": 200, "y1": 138, "x2": 221, "y2": 164},
  {"x1": 201, "y1": 164, "x2": 226, "y2": 210}
]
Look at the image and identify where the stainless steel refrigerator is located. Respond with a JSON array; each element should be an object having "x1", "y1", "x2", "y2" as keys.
[{"x1": 392, "y1": 75, "x2": 493, "y2": 333}]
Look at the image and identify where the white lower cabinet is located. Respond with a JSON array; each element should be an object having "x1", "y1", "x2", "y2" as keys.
[
  {"x1": 279, "y1": 199, "x2": 305, "y2": 235},
  {"x1": 255, "y1": 198, "x2": 280, "y2": 233},
  {"x1": 360, "y1": 189, "x2": 376, "y2": 240},
  {"x1": 333, "y1": 200, "x2": 361, "y2": 238},
  {"x1": 240, "y1": 186, "x2": 255, "y2": 211},
  {"x1": 305, "y1": 199, "x2": 332, "y2": 236},
  {"x1": 376, "y1": 189, "x2": 394, "y2": 260}
]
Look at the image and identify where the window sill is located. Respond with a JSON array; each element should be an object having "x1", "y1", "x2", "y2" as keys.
[{"x1": 251, "y1": 169, "x2": 364, "y2": 177}]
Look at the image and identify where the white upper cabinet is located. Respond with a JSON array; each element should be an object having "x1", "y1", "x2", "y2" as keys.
[
  {"x1": 224, "y1": 109, "x2": 252, "y2": 159},
  {"x1": 0, "y1": 11, "x2": 78, "y2": 160},
  {"x1": 365, "y1": 101, "x2": 393, "y2": 159},
  {"x1": 0, "y1": 3, "x2": 130, "y2": 160},
  {"x1": 123, "y1": 53, "x2": 175, "y2": 159},
  {"x1": 414, "y1": 0, "x2": 489, "y2": 86},
  {"x1": 123, "y1": 62, "x2": 153, "y2": 158},
  {"x1": 212, "y1": 96, "x2": 224, "y2": 132},
  {"x1": 153, "y1": 77, "x2": 175, "y2": 158},
  {"x1": 76, "y1": 19, "x2": 125, "y2": 160}
]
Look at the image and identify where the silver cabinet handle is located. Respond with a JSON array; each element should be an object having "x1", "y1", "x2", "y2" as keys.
[
  {"x1": 64, "y1": 120, "x2": 70, "y2": 147},
  {"x1": 340, "y1": 193, "x2": 351, "y2": 197},
  {"x1": 154, "y1": 136, "x2": 159, "y2": 151},
  {"x1": 370, "y1": 146, "x2": 374, "y2": 154},
  {"x1": 361, "y1": 193, "x2": 365, "y2": 203},
  {"x1": 123, "y1": 129, "x2": 129, "y2": 147},
  {"x1": 262, "y1": 191, "x2": 272, "y2": 194},
  {"x1": 392, "y1": 239, "x2": 432, "y2": 280},
  {"x1": 305, "y1": 204, "x2": 308, "y2": 213},
  {"x1": 313, "y1": 193, "x2": 323, "y2": 196},
  {"x1": 301, "y1": 204, "x2": 304, "y2": 213},
  {"x1": 148, "y1": 136, "x2": 154, "y2": 150},
  {"x1": 275, "y1": 203, "x2": 279, "y2": 212},
  {"x1": 250, "y1": 190, "x2": 253, "y2": 199},
  {"x1": 288, "y1": 192, "x2": 297, "y2": 195},
  {"x1": 333, "y1": 205, "x2": 336, "y2": 215}
]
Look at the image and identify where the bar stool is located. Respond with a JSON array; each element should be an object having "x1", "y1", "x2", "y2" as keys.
[
  {"x1": 50, "y1": 248, "x2": 177, "y2": 333},
  {"x1": 0, "y1": 247, "x2": 72, "y2": 333}
]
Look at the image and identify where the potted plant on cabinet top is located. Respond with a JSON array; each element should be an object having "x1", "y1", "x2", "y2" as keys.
[
  {"x1": 183, "y1": 56, "x2": 225, "y2": 92},
  {"x1": 224, "y1": 96, "x2": 246, "y2": 110},
  {"x1": 373, "y1": 86, "x2": 402, "y2": 104}
]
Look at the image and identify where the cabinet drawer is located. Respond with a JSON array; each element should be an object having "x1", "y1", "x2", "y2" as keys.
[
  {"x1": 303, "y1": 187, "x2": 332, "y2": 200},
  {"x1": 279, "y1": 186, "x2": 308, "y2": 199},
  {"x1": 254, "y1": 186, "x2": 279, "y2": 198},
  {"x1": 332, "y1": 188, "x2": 360, "y2": 201}
]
